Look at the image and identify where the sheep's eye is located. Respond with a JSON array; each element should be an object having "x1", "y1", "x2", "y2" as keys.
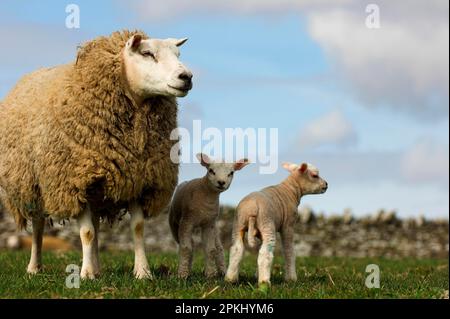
[
  {"x1": 142, "y1": 51, "x2": 156, "y2": 60},
  {"x1": 208, "y1": 169, "x2": 215, "y2": 175},
  {"x1": 228, "y1": 171, "x2": 234, "y2": 177},
  {"x1": 311, "y1": 174, "x2": 319, "y2": 179}
]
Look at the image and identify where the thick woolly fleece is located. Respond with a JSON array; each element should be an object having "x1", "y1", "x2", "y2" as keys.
[{"x1": 0, "y1": 30, "x2": 179, "y2": 229}]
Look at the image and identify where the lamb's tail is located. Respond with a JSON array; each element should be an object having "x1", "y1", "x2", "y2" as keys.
[{"x1": 247, "y1": 216, "x2": 258, "y2": 248}]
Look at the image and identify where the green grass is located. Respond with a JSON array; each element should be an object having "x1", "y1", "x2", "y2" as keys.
[{"x1": 0, "y1": 250, "x2": 447, "y2": 299}]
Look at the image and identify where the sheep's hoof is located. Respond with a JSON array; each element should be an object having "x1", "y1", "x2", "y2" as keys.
[
  {"x1": 134, "y1": 268, "x2": 153, "y2": 280},
  {"x1": 80, "y1": 267, "x2": 98, "y2": 280},
  {"x1": 26, "y1": 264, "x2": 42, "y2": 275}
]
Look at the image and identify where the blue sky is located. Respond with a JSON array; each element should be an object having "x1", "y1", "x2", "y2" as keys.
[{"x1": 0, "y1": 0, "x2": 448, "y2": 218}]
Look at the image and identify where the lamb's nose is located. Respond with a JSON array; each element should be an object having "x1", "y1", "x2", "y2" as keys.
[{"x1": 218, "y1": 181, "x2": 225, "y2": 186}]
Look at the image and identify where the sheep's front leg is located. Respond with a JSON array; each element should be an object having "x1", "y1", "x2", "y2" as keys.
[
  {"x1": 92, "y1": 213, "x2": 101, "y2": 276},
  {"x1": 27, "y1": 216, "x2": 45, "y2": 274},
  {"x1": 177, "y1": 221, "x2": 194, "y2": 279},
  {"x1": 77, "y1": 206, "x2": 98, "y2": 279},
  {"x1": 281, "y1": 227, "x2": 297, "y2": 282},
  {"x1": 202, "y1": 224, "x2": 220, "y2": 278},
  {"x1": 257, "y1": 229, "x2": 276, "y2": 285},
  {"x1": 130, "y1": 203, "x2": 152, "y2": 280},
  {"x1": 214, "y1": 229, "x2": 226, "y2": 276},
  {"x1": 225, "y1": 228, "x2": 245, "y2": 283}
]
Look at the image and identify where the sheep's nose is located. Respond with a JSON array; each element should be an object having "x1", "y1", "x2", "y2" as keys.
[
  {"x1": 218, "y1": 181, "x2": 226, "y2": 186},
  {"x1": 178, "y1": 71, "x2": 193, "y2": 83}
]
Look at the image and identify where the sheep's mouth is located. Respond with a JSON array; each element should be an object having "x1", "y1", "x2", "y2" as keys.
[{"x1": 168, "y1": 83, "x2": 192, "y2": 93}]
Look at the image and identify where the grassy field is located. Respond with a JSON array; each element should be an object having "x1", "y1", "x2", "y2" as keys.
[{"x1": 0, "y1": 250, "x2": 448, "y2": 299}]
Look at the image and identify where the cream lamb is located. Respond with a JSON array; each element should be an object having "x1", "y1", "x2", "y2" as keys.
[
  {"x1": 225, "y1": 162, "x2": 328, "y2": 286},
  {"x1": 0, "y1": 30, "x2": 193, "y2": 279},
  {"x1": 169, "y1": 153, "x2": 249, "y2": 278}
]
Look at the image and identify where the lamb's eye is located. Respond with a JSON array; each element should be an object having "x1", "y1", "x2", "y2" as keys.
[
  {"x1": 228, "y1": 171, "x2": 234, "y2": 177},
  {"x1": 208, "y1": 169, "x2": 215, "y2": 175},
  {"x1": 142, "y1": 51, "x2": 156, "y2": 61},
  {"x1": 311, "y1": 174, "x2": 319, "y2": 179}
]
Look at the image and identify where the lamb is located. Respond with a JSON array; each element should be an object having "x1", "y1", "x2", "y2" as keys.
[
  {"x1": 168, "y1": 153, "x2": 249, "y2": 278},
  {"x1": 225, "y1": 162, "x2": 328, "y2": 286},
  {"x1": 0, "y1": 30, "x2": 193, "y2": 279}
]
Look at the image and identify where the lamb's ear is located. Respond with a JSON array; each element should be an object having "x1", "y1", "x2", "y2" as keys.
[
  {"x1": 129, "y1": 34, "x2": 143, "y2": 51},
  {"x1": 234, "y1": 159, "x2": 249, "y2": 171},
  {"x1": 196, "y1": 153, "x2": 211, "y2": 167},
  {"x1": 282, "y1": 162, "x2": 298, "y2": 173},
  {"x1": 298, "y1": 163, "x2": 308, "y2": 174}
]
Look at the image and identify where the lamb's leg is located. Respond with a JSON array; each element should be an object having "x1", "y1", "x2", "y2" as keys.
[
  {"x1": 281, "y1": 227, "x2": 297, "y2": 282},
  {"x1": 202, "y1": 224, "x2": 219, "y2": 278},
  {"x1": 177, "y1": 221, "x2": 194, "y2": 279},
  {"x1": 225, "y1": 228, "x2": 245, "y2": 283},
  {"x1": 92, "y1": 213, "x2": 101, "y2": 276},
  {"x1": 257, "y1": 229, "x2": 276, "y2": 285},
  {"x1": 27, "y1": 216, "x2": 45, "y2": 274},
  {"x1": 214, "y1": 229, "x2": 226, "y2": 276},
  {"x1": 130, "y1": 203, "x2": 152, "y2": 280},
  {"x1": 77, "y1": 206, "x2": 98, "y2": 279}
]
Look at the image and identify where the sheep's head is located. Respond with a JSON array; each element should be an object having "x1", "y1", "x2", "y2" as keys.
[
  {"x1": 123, "y1": 34, "x2": 193, "y2": 99},
  {"x1": 282, "y1": 162, "x2": 328, "y2": 195},
  {"x1": 197, "y1": 153, "x2": 249, "y2": 192}
]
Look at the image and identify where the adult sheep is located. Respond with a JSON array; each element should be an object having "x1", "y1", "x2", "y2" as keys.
[{"x1": 0, "y1": 30, "x2": 193, "y2": 279}]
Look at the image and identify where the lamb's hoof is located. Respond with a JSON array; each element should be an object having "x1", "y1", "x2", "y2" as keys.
[
  {"x1": 224, "y1": 274, "x2": 238, "y2": 283},
  {"x1": 80, "y1": 267, "x2": 98, "y2": 280},
  {"x1": 258, "y1": 281, "x2": 271, "y2": 293},
  {"x1": 205, "y1": 270, "x2": 219, "y2": 279},
  {"x1": 134, "y1": 268, "x2": 153, "y2": 280},
  {"x1": 284, "y1": 275, "x2": 297, "y2": 282},
  {"x1": 26, "y1": 264, "x2": 42, "y2": 275},
  {"x1": 177, "y1": 271, "x2": 190, "y2": 280}
]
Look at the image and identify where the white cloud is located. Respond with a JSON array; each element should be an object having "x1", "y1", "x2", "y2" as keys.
[
  {"x1": 298, "y1": 110, "x2": 357, "y2": 150},
  {"x1": 125, "y1": 0, "x2": 449, "y2": 119},
  {"x1": 307, "y1": 1, "x2": 449, "y2": 119},
  {"x1": 401, "y1": 139, "x2": 449, "y2": 186}
]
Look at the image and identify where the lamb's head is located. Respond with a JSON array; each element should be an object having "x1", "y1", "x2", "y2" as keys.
[
  {"x1": 197, "y1": 153, "x2": 249, "y2": 192},
  {"x1": 283, "y1": 162, "x2": 328, "y2": 195},
  {"x1": 123, "y1": 34, "x2": 193, "y2": 99}
]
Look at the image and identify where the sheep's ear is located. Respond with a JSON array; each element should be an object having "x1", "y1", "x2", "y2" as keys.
[
  {"x1": 282, "y1": 162, "x2": 298, "y2": 173},
  {"x1": 298, "y1": 163, "x2": 308, "y2": 174},
  {"x1": 234, "y1": 159, "x2": 249, "y2": 171},
  {"x1": 168, "y1": 38, "x2": 188, "y2": 47},
  {"x1": 196, "y1": 153, "x2": 210, "y2": 167},
  {"x1": 175, "y1": 38, "x2": 188, "y2": 47},
  {"x1": 129, "y1": 35, "x2": 143, "y2": 51}
]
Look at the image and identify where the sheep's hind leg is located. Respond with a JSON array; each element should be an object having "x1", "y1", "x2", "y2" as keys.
[
  {"x1": 225, "y1": 229, "x2": 245, "y2": 283},
  {"x1": 130, "y1": 203, "x2": 152, "y2": 280},
  {"x1": 27, "y1": 216, "x2": 45, "y2": 274},
  {"x1": 77, "y1": 206, "x2": 98, "y2": 279}
]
